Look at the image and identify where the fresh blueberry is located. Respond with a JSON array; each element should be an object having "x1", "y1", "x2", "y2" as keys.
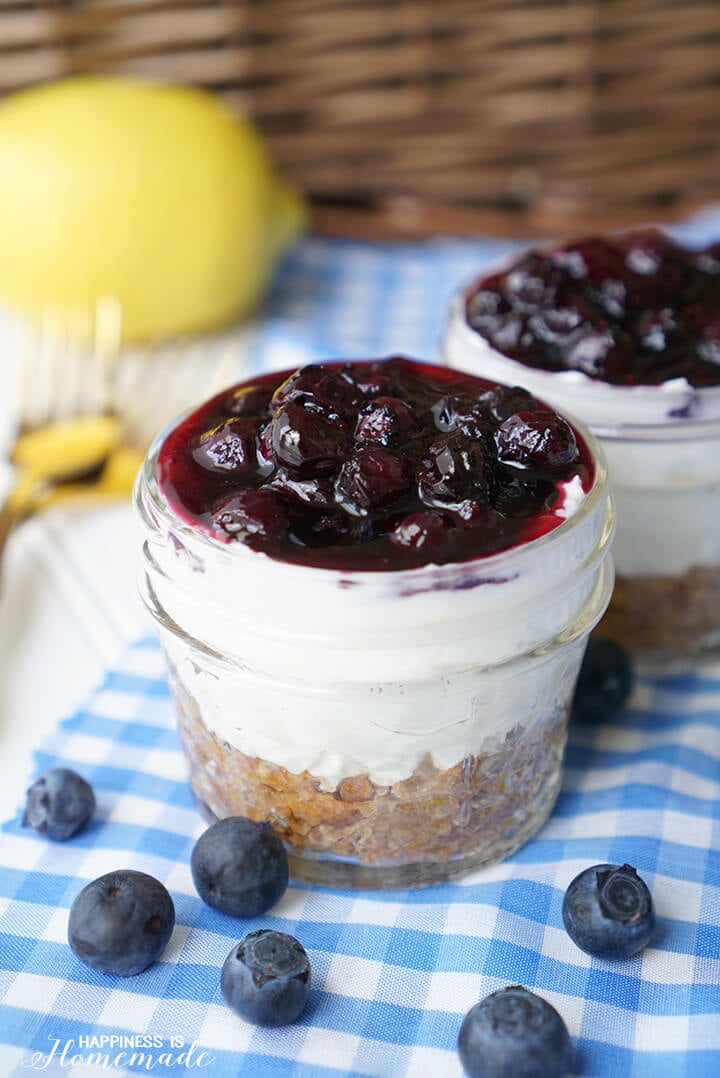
[
  {"x1": 571, "y1": 637, "x2": 634, "y2": 722},
  {"x1": 23, "y1": 767, "x2": 95, "y2": 841},
  {"x1": 68, "y1": 870, "x2": 175, "y2": 976},
  {"x1": 191, "y1": 816, "x2": 289, "y2": 918},
  {"x1": 562, "y1": 863, "x2": 655, "y2": 958},
  {"x1": 221, "y1": 929, "x2": 310, "y2": 1026},
  {"x1": 458, "y1": 985, "x2": 571, "y2": 1078}
]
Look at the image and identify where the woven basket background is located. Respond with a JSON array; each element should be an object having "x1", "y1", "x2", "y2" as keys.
[{"x1": 1, "y1": 0, "x2": 719, "y2": 238}]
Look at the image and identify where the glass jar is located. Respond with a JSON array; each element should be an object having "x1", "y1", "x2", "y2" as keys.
[
  {"x1": 135, "y1": 416, "x2": 614, "y2": 889},
  {"x1": 444, "y1": 289, "x2": 720, "y2": 663}
]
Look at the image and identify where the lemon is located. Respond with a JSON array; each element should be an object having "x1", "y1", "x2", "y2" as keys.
[{"x1": 0, "y1": 76, "x2": 305, "y2": 341}]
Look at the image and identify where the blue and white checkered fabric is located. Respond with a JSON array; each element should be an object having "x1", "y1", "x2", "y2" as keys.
[
  {"x1": 2, "y1": 638, "x2": 719, "y2": 1077},
  {"x1": 2, "y1": 214, "x2": 720, "y2": 1077}
]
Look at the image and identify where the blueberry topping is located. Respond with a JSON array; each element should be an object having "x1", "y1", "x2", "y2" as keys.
[
  {"x1": 418, "y1": 434, "x2": 493, "y2": 507},
  {"x1": 190, "y1": 816, "x2": 289, "y2": 918},
  {"x1": 192, "y1": 417, "x2": 258, "y2": 476},
  {"x1": 211, "y1": 488, "x2": 288, "y2": 545},
  {"x1": 571, "y1": 637, "x2": 634, "y2": 722},
  {"x1": 355, "y1": 396, "x2": 417, "y2": 445},
  {"x1": 68, "y1": 870, "x2": 175, "y2": 976},
  {"x1": 562, "y1": 863, "x2": 655, "y2": 959},
  {"x1": 390, "y1": 510, "x2": 449, "y2": 552},
  {"x1": 270, "y1": 402, "x2": 349, "y2": 479},
  {"x1": 271, "y1": 364, "x2": 360, "y2": 417},
  {"x1": 458, "y1": 985, "x2": 571, "y2": 1078},
  {"x1": 221, "y1": 929, "x2": 310, "y2": 1027},
  {"x1": 495, "y1": 411, "x2": 578, "y2": 477},
  {"x1": 335, "y1": 445, "x2": 412, "y2": 514},
  {"x1": 158, "y1": 358, "x2": 594, "y2": 571},
  {"x1": 223, "y1": 383, "x2": 273, "y2": 418},
  {"x1": 466, "y1": 230, "x2": 720, "y2": 387},
  {"x1": 23, "y1": 767, "x2": 95, "y2": 841}
]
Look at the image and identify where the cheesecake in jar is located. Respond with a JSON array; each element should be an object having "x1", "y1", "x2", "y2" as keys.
[
  {"x1": 444, "y1": 230, "x2": 720, "y2": 661},
  {"x1": 135, "y1": 358, "x2": 613, "y2": 887}
]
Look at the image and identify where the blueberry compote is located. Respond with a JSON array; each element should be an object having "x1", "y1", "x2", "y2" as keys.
[
  {"x1": 466, "y1": 230, "x2": 720, "y2": 387},
  {"x1": 158, "y1": 358, "x2": 593, "y2": 572}
]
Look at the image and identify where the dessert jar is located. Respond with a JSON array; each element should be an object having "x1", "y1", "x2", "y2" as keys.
[
  {"x1": 135, "y1": 362, "x2": 614, "y2": 888},
  {"x1": 443, "y1": 234, "x2": 720, "y2": 661}
]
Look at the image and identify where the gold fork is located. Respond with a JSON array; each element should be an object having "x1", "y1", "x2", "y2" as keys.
[{"x1": 0, "y1": 299, "x2": 144, "y2": 558}]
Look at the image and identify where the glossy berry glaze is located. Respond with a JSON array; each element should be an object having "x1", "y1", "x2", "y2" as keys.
[
  {"x1": 157, "y1": 358, "x2": 594, "y2": 571},
  {"x1": 465, "y1": 230, "x2": 720, "y2": 387}
]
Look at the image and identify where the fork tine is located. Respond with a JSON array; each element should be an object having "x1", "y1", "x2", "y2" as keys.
[{"x1": 93, "y1": 296, "x2": 123, "y2": 415}]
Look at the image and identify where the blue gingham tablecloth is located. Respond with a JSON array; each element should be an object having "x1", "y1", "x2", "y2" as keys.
[
  {"x1": 1, "y1": 638, "x2": 719, "y2": 1077},
  {"x1": 2, "y1": 211, "x2": 720, "y2": 1077}
]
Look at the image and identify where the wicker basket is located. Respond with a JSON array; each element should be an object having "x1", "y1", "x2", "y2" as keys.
[{"x1": 2, "y1": 0, "x2": 719, "y2": 238}]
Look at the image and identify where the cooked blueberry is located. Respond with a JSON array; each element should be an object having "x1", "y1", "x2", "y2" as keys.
[
  {"x1": 354, "y1": 396, "x2": 417, "y2": 445},
  {"x1": 211, "y1": 489, "x2": 288, "y2": 545},
  {"x1": 458, "y1": 985, "x2": 571, "y2": 1078},
  {"x1": 23, "y1": 768, "x2": 95, "y2": 841},
  {"x1": 192, "y1": 417, "x2": 257, "y2": 476},
  {"x1": 191, "y1": 816, "x2": 288, "y2": 918},
  {"x1": 493, "y1": 474, "x2": 554, "y2": 518},
  {"x1": 68, "y1": 870, "x2": 174, "y2": 976},
  {"x1": 480, "y1": 385, "x2": 538, "y2": 422},
  {"x1": 390, "y1": 510, "x2": 449, "y2": 552},
  {"x1": 335, "y1": 446, "x2": 412, "y2": 514},
  {"x1": 271, "y1": 402, "x2": 348, "y2": 478},
  {"x1": 418, "y1": 434, "x2": 493, "y2": 508},
  {"x1": 565, "y1": 330, "x2": 616, "y2": 377},
  {"x1": 562, "y1": 863, "x2": 655, "y2": 959},
  {"x1": 269, "y1": 471, "x2": 336, "y2": 508},
  {"x1": 571, "y1": 637, "x2": 634, "y2": 722},
  {"x1": 495, "y1": 411, "x2": 578, "y2": 477},
  {"x1": 224, "y1": 384, "x2": 273, "y2": 417},
  {"x1": 221, "y1": 929, "x2": 310, "y2": 1027},
  {"x1": 271, "y1": 365, "x2": 359, "y2": 417}
]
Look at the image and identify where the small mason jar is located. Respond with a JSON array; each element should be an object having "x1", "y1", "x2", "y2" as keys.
[
  {"x1": 135, "y1": 406, "x2": 613, "y2": 889},
  {"x1": 444, "y1": 285, "x2": 720, "y2": 663}
]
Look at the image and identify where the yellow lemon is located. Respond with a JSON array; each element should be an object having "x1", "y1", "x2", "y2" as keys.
[{"x1": 0, "y1": 76, "x2": 305, "y2": 341}]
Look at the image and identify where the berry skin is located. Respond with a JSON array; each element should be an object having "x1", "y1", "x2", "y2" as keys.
[
  {"x1": 495, "y1": 411, "x2": 578, "y2": 478},
  {"x1": 210, "y1": 488, "x2": 288, "y2": 545},
  {"x1": 192, "y1": 417, "x2": 258, "y2": 476},
  {"x1": 571, "y1": 637, "x2": 634, "y2": 722},
  {"x1": 23, "y1": 768, "x2": 95, "y2": 841},
  {"x1": 390, "y1": 510, "x2": 449, "y2": 552},
  {"x1": 68, "y1": 870, "x2": 175, "y2": 976},
  {"x1": 190, "y1": 816, "x2": 289, "y2": 918},
  {"x1": 221, "y1": 929, "x2": 311, "y2": 1027},
  {"x1": 354, "y1": 396, "x2": 417, "y2": 445},
  {"x1": 458, "y1": 985, "x2": 571, "y2": 1078},
  {"x1": 562, "y1": 863, "x2": 655, "y2": 959},
  {"x1": 335, "y1": 446, "x2": 412, "y2": 514},
  {"x1": 271, "y1": 402, "x2": 348, "y2": 478}
]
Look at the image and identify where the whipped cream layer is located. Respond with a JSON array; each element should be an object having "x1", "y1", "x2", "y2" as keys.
[
  {"x1": 137, "y1": 434, "x2": 613, "y2": 786},
  {"x1": 444, "y1": 292, "x2": 720, "y2": 577}
]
